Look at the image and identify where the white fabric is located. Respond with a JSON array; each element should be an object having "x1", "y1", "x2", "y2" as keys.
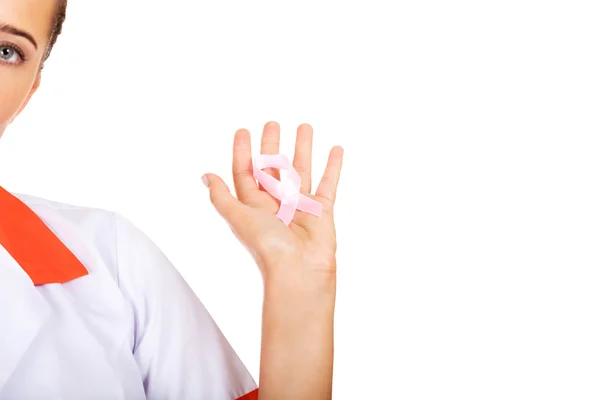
[{"x1": 0, "y1": 192, "x2": 257, "y2": 400}]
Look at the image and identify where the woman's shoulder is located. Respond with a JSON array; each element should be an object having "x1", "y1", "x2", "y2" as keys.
[
  {"x1": 11, "y1": 191, "x2": 175, "y2": 286},
  {"x1": 12, "y1": 191, "x2": 121, "y2": 282},
  {"x1": 11, "y1": 192, "x2": 116, "y2": 227},
  {"x1": 12, "y1": 191, "x2": 112, "y2": 214},
  {"x1": 12, "y1": 191, "x2": 119, "y2": 247}
]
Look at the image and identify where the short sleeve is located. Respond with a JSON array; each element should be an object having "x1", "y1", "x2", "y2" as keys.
[{"x1": 113, "y1": 212, "x2": 258, "y2": 400}]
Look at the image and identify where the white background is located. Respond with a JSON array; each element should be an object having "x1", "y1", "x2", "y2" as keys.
[{"x1": 1, "y1": 0, "x2": 600, "y2": 398}]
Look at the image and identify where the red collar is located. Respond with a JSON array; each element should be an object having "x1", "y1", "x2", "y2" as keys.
[{"x1": 0, "y1": 186, "x2": 88, "y2": 285}]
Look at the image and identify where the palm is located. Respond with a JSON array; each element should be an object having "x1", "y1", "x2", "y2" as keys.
[{"x1": 244, "y1": 173, "x2": 331, "y2": 238}]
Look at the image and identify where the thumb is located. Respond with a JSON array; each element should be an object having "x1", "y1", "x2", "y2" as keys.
[{"x1": 202, "y1": 173, "x2": 244, "y2": 225}]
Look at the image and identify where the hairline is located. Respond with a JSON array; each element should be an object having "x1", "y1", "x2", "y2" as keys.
[{"x1": 44, "y1": 0, "x2": 66, "y2": 63}]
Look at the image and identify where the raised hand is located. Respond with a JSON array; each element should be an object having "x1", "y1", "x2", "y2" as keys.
[
  {"x1": 202, "y1": 121, "x2": 344, "y2": 286},
  {"x1": 202, "y1": 121, "x2": 343, "y2": 400}
]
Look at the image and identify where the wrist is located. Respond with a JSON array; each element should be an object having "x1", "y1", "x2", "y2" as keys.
[
  {"x1": 262, "y1": 267, "x2": 336, "y2": 318},
  {"x1": 261, "y1": 272, "x2": 335, "y2": 358},
  {"x1": 263, "y1": 266, "x2": 336, "y2": 300}
]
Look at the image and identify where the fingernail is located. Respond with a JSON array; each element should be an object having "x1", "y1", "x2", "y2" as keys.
[{"x1": 202, "y1": 175, "x2": 210, "y2": 188}]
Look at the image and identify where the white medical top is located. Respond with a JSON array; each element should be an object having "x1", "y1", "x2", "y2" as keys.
[{"x1": 0, "y1": 189, "x2": 258, "y2": 400}]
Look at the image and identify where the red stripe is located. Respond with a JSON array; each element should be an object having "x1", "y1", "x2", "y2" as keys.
[
  {"x1": 237, "y1": 389, "x2": 259, "y2": 400},
  {"x1": 0, "y1": 186, "x2": 88, "y2": 285}
]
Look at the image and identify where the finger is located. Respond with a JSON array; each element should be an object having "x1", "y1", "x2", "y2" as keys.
[
  {"x1": 315, "y1": 146, "x2": 344, "y2": 205},
  {"x1": 203, "y1": 173, "x2": 247, "y2": 229},
  {"x1": 260, "y1": 121, "x2": 281, "y2": 183},
  {"x1": 232, "y1": 129, "x2": 259, "y2": 204},
  {"x1": 292, "y1": 123, "x2": 313, "y2": 194}
]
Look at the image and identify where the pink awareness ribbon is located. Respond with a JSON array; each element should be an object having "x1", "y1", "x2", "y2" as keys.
[{"x1": 253, "y1": 154, "x2": 323, "y2": 226}]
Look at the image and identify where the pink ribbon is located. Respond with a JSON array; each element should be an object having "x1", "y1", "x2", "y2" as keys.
[{"x1": 253, "y1": 154, "x2": 323, "y2": 226}]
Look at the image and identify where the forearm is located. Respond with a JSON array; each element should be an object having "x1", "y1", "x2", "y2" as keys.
[{"x1": 258, "y1": 272, "x2": 336, "y2": 400}]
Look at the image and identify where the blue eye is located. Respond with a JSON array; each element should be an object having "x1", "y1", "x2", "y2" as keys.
[{"x1": 0, "y1": 45, "x2": 23, "y2": 64}]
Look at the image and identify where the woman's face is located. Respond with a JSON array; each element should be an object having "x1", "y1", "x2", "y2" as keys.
[{"x1": 0, "y1": 0, "x2": 57, "y2": 139}]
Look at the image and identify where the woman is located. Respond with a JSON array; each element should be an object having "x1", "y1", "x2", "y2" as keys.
[{"x1": 0, "y1": 1, "x2": 344, "y2": 399}]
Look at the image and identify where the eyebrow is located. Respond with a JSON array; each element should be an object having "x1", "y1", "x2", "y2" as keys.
[{"x1": 0, "y1": 22, "x2": 38, "y2": 49}]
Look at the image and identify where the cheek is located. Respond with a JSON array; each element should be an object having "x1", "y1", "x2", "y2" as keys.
[{"x1": 0, "y1": 69, "x2": 37, "y2": 128}]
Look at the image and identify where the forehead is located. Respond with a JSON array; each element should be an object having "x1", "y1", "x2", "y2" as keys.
[{"x1": 0, "y1": 0, "x2": 57, "y2": 45}]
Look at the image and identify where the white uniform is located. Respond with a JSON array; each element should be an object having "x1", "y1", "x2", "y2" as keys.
[{"x1": 0, "y1": 186, "x2": 258, "y2": 400}]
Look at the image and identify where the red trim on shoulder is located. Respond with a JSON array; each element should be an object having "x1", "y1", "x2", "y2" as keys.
[
  {"x1": 237, "y1": 388, "x2": 259, "y2": 400},
  {"x1": 0, "y1": 186, "x2": 89, "y2": 285}
]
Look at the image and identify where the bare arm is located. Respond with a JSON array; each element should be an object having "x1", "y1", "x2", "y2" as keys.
[
  {"x1": 204, "y1": 121, "x2": 344, "y2": 400},
  {"x1": 259, "y1": 275, "x2": 336, "y2": 400}
]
